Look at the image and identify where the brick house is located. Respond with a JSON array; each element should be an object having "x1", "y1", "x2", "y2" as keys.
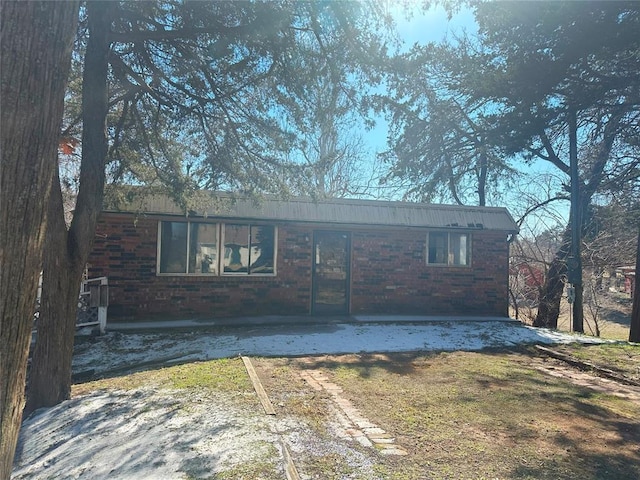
[{"x1": 87, "y1": 193, "x2": 519, "y2": 321}]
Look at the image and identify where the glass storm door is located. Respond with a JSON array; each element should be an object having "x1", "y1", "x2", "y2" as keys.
[{"x1": 312, "y1": 231, "x2": 350, "y2": 315}]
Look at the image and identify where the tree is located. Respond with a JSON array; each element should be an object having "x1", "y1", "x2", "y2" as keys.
[
  {"x1": 469, "y1": 1, "x2": 640, "y2": 329},
  {"x1": 382, "y1": 1, "x2": 640, "y2": 328},
  {"x1": 27, "y1": 0, "x2": 392, "y2": 413},
  {"x1": 0, "y1": 1, "x2": 79, "y2": 476},
  {"x1": 281, "y1": 21, "x2": 381, "y2": 198},
  {"x1": 27, "y1": 0, "x2": 111, "y2": 415},
  {"x1": 380, "y1": 41, "x2": 514, "y2": 206},
  {"x1": 630, "y1": 227, "x2": 640, "y2": 343}
]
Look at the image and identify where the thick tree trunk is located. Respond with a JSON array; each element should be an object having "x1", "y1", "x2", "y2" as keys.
[
  {"x1": 534, "y1": 226, "x2": 571, "y2": 328},
  {"x1": 26, "y1": 1, "x2": 111, "y2": 414},
  {"x1": 629, "y1": 227, "x2": 640, "y2": 343},
  {"x1": 0, "y1": 2, "x2": 78, "y2": 477}
]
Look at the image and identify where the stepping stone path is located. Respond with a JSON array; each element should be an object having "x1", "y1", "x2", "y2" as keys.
[{"x1": 299, "y1": 366, "x2": 407, "y2": 456}]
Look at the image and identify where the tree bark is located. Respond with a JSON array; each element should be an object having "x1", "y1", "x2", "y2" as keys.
[
  {"x1": 0, "y1": 2, "x2": 78, "y2": 477},
  {"x1": 629, "y1": 227, "x2": 640, "y2": 343},
  {"x1": 568, "y1": 108, "x2": 584, "y2": 333},
  {"x1": 26, "y1": 1, "x2": 111, "y2": 414},
  {"x1": 534, "y1": 226, "x2": 571, "y2": 328},
  {"x1": 477, "y1": 149, "x2": 487, "y2": 207}
]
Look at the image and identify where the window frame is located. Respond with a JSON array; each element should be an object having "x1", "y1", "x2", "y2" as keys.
[
  {"x1": 426, "y1": 231, "x2": 471, "y2": 267},
  {"x1": 157, "y1": 221, "x2": 220, "y2": 276},
  {"x1": 221, "y1": 223, "x2": 277, "y2": 276},
  {"x1": 156, "y1": 220, "x2": 277, "y2": 276}
]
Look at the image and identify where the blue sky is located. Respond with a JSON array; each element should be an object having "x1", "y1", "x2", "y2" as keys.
[
  {"x1": 367, "y1": 4, "x2": 570, "y2": 231},
  {"x1": 363, "y1": 4, "x2": 478, "y2": 179},
  {"x1": 366, "y1": 3, "x2": 478, "y2": 153},
  {"x1": 393, "y1": 3, "x2": 477, "y2": 49}
]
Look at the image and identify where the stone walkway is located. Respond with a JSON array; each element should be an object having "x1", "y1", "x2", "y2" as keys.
[{"x1": 299, "y1": 363, "x2": 407, "y2": 456}]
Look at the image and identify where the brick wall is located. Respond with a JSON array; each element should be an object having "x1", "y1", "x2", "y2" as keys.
[
  {"x1": 88, "y1": 213, "x2": 510, "y2": 320},
  {"x1": 350, "y1": 229, "x2": 509, "y2": 316},
  {"x1": 88, "y1": 213, "x2": 314, "y2": 320}
]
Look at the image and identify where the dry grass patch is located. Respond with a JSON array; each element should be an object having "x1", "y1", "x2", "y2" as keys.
[
  {"x1": 549, "y1": 343, "x2": 640, "y2": 382},
  {"x1": 285, "y1": 350, "x2": 640, "y2": 480},
  {"x1": 72, "y1": 358, "x2": 253, "y2": 396}
]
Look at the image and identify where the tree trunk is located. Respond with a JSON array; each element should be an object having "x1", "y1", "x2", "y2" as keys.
[
  {"x1": 26, "y1": 1, "x2": 111, "y2": 414},
  {"x1": 534, "y1": 226, "x2": 571, "y2": 328},
  {"x1": 567, "y1": 108, "x2": 584, "y2": 333},
  {"x1": 629, "y1": 227, "x2": 640, "y2": 343},
  {"x1": 0, "y1": 2, "x2": 78, "y2": 477},
  {"x1": 25, "y1": 173, "x2": 86, "y2": 413},
  {"x1": 477, "y1": 149, "x2": 487, "y2": 207}
]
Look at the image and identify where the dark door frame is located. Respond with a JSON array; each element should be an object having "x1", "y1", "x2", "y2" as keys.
[{"x1": 311, "y1": 230, "x2": 351, "y2": 315}]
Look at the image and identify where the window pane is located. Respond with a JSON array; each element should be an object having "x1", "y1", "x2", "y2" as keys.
[
  {"x1": 450, "y1": 233, "x2": 468, "y2": 266},
  {"x1": 159, "y1": 222, "x2": 187, "y2": 273},
  {"x1": 250, "y1": 226, "x2": 275, "y2": 274},
  {"x1": 428, "y1": 232, "x2": 448, "y2": 264},
  {"x1": 189, "y1": 223, "x2": 218, "y2": 274},
  {"x1": 223, "y1": 225, "x2": 249, "y2": 273}
]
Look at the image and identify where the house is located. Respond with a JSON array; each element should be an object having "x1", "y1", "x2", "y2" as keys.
[
  {"x1": 86, "y1": 193, "x2": 519, "y2": 321},
  {"x1": 612, "y1": 266, "x2": 636, "y2": 298}
]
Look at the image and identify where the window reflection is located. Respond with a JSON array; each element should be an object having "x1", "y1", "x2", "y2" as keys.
[
  {"x1": 427, "y1": 232, "x2": 470, "y2": 266},
  {"x1": 428, "y1": 232, "x2": 448, "y2": 264},
  {"x1": 250, "y1": 226, "x2": 275, "y2": 274},
  {"x1": 159, "y1": 222, "x2": 188, "y2": 273},
  {"x1": 190, "y1": 223, "x2": 218, "y2": 274},
  {"x1": 158, "y1": 221, "x2": 276, "y2": 276},
  {"x1": 223, "y1": 224, "x2": 276, "y2": 274},
  {"x1": 224, "y1": 225, "x2": 249, "y2": 273}
]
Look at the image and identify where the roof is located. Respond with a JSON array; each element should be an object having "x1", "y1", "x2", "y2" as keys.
[{"x1": 105, "y1": 192, "x2": 519, "y2": 232}]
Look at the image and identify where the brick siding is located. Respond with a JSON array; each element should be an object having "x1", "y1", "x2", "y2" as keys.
[{"x1": 88, "y1": 213, "x2": 510, "y2": 321}]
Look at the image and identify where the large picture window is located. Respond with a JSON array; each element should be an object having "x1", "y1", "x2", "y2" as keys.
[
  {"x1": 427, "y1": 232, "x2": 470, "y2": 266},
  {"x1": 158, "y1": 221, "x2": 276, "y2": 275}
]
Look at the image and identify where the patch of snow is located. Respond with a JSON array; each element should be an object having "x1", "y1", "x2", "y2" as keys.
[
  {"x1": 71, "y1": 322, "x2": 607, "y2": 377},
  {"x1": 13, "y1": 389, "x2": 282, "y2": 480}
]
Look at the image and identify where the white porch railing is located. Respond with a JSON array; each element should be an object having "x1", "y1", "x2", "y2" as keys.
[{"x1": 76, "y1": 276, "x2": 109, "y2": 334}]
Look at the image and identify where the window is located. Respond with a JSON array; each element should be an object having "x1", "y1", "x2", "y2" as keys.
[
  {"x1": 223, "y1": 224, "x2": 275, "y2": 275},
  {"x1": 158, "y1": 221, "x2": 276, "y2": 275},
  {"x1": 427, "y1": 232, "x2": 469, "y2": 266},
  {"x1": 190, "y1": 223, "x2": 218, "y2": 274},
  {"x1": 159, "y1": 222, "x2": 218, "y2": 274}
]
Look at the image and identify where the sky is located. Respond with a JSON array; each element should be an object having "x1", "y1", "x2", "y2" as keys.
[
  {"x1": 365, "y1": 4, "x2": 477, "y2": 156},
  {"x1": 393, "y1": 3, "x2": 477, "y2": 48}
]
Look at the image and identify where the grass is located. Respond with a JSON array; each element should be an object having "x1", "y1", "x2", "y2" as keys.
[
  {"x1": 550, "y1": 342, "x2": 640, "y2": 381},
  {"x1": 515, "y1": 290, "x2": 634, "y2": 342},
  {"x1": 293, "y1": 350, "x2": 640, "y2": 480},
  {"x1": 73, "y1": 358, "x2": 252, "y2": 396},
  {"x1": 68, "y1": 343, "x2": 640, "y2": 479},
  {"x1": 208, "y1": 441, "x2": 280, "y2": 480}
]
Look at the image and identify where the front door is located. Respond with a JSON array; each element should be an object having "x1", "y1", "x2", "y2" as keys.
[{"x1": 312, "y1": 231, "x2": 350, "y2": 315}]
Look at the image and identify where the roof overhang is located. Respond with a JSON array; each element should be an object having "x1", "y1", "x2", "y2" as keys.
[{"x1": 104, "y1": 191, "x2": 520, "y2": 234}]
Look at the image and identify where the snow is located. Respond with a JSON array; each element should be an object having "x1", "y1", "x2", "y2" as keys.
[
  {"x1": 70, "y1": 321, "x2": 603, "y2": 376},
  {"x1": 13, "y1": 320, "x2": 606, "y2": 479}
]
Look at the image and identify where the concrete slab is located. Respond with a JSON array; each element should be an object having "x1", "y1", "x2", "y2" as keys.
[{"x1": 106, "y1": 314, "x2": 518, "y2": 332}]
